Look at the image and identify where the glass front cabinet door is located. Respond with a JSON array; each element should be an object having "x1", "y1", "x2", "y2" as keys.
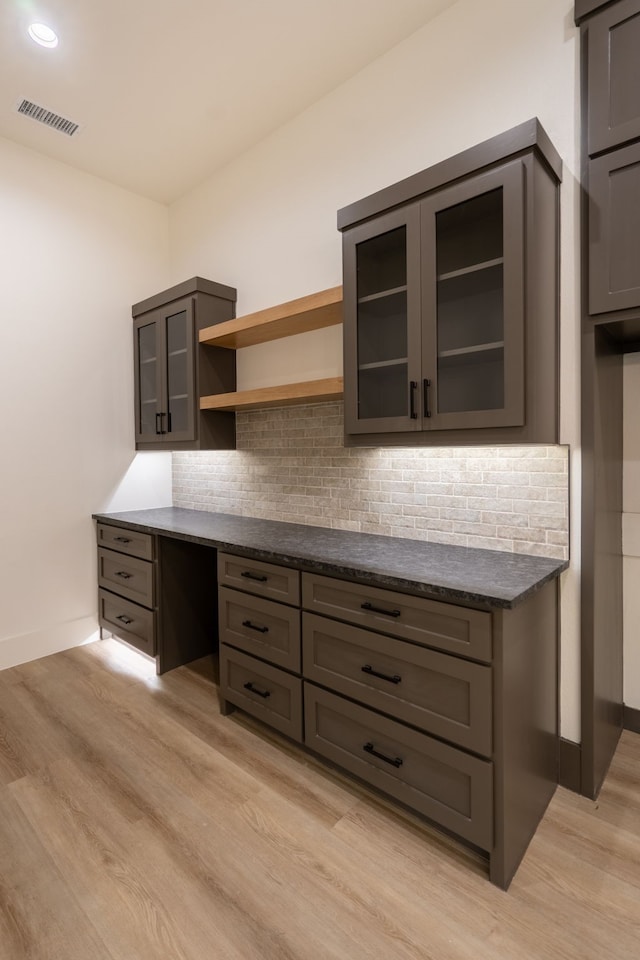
[
  {"x1": 343, "y1": 159, "x2": 526, "y2": 438},
  {"x1": 420, "y1": 159, "x2": 525, "y2": 431},
  {"x1": 133, "y1": 297, "x2": 196, "y2": 445},
  {"x1": 343, "y1": 205, "x2": 422, "y2": 434}
]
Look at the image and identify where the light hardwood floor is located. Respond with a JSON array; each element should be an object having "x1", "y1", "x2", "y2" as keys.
[{"x1": 1, "y1": 638, "x2": 639, "y2": 959}]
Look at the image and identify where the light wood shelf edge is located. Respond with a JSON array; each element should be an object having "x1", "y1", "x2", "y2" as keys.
[
  {"x1": 199, "y1": 285, "x2": 343, "y2": 349},
  {"x1": 200, "y1": 377, "x2": 344, "y2": 412}
]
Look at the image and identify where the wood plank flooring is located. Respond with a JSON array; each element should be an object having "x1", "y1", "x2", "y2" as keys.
[{"x1": 1, "y1": 638, "x2": 639, "y2": 960}]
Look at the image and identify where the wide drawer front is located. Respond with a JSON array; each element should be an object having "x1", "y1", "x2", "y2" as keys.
[
  {"x1": 305, "y1": 684, "x2": 492, "y2": 850},
  {"x1": 98, "y1": 588, "x2": 155, "y2": 657},
  {"x1": 219, "y1": 586, "x2": 301, "y2": 672},
  {"x1": 96, "y1": 523, "x2": 154, "y2": 561},
  {"x1": 302, "y1": 573, "x2": 492, "y2": 663},
  {"x1": 302, "y1": 613, "x2": 492, "y2": 757},
  {"x1": 220, "y1": 646, "x2": 303, "y2": 742},
  {"x1": 98, "y1": 547, "x2": 154, "y2": 608},
  {"x1": 218, "y1": 552, "x2": 300, "y2": 606}
]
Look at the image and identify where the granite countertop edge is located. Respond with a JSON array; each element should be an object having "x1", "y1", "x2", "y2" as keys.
[{"x1": 93, "y1": 507, "x2": 568, "y2": 610}]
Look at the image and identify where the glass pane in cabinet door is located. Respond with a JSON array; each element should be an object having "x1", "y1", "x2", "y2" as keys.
[
  {"x1": 137, "y1": 322, "x2": 158, "y2": 435},
  {"x1": 435, "y1": 189, "x2": 505, "y2": 414},
  {"x1": 165, "y1": 310, "x2": 189, "y2": 433},
  {"x1": 356, "y1": 227, "x2": 410, "y2": 420}
]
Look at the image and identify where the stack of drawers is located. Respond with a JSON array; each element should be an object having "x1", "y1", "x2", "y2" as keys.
[
  {"x1": 218, "y1": 553, "x2": 495, "y2": 852},
  {"x1": 218, "y1": 552, "x2": 303, "y2": 740},
  {"x1": 96, "y1": 522, "x2": 156, "y2": 657},
  {"x1": 301, "y1": 573, "x2": 493, "y2": 850}
]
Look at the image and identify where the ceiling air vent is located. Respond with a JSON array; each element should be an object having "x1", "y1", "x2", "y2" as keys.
[{"x1": 16, "y1": 99, "x2": 80, "y2": 137}]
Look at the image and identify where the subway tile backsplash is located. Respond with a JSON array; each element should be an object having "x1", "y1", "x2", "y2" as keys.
[{"x1": 172, "y1": 402, "x2": 569, "y2": 559}]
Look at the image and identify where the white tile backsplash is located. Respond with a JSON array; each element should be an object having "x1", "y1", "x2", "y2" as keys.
[{"x1": 173, "y1": 401, "x2": 569, "y2": 559}]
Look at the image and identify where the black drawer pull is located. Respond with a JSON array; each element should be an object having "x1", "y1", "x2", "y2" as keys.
[
  {"x1": 113, "y1": 536, "x2": 131, "y2": 544},
  {"x1": 363, "y1": 742, "x2": 403, "y2": 768},
  {"x1": 115, "y1": 571, "x2": 133, "y2": 580},
  {"x1": 361, "y1": 601, "x2": 401, "y2": 618},
  {"x1": 362, "y1": 664, "x2": 401, "y2": 684},
  {"x1": 115, "y1": 614, "x2": 133, "y2": 625},
  {"x1": 241, "y1": 571, "x2": 268, "y2": 583},
  {"x1": 242, "y1": 620, "x2": 269, "y2": 635},
  {"x1": 243, "y1": 681, "x2": 271, "y2": 699}
]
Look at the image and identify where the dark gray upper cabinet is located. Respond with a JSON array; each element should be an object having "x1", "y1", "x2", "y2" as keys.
[
  {"x1": 339, "y1": 120, "x2": 562, "y2": 446},
  {"x1": 132, "y1": 277, "x2": 237, "y2": 451},
  {"x1": 589, "y1": 141, "x2": 640, "y2": 315},
  {"x1": 577, "y1": 0, "x2": 640, "y2": 336},
  {"x1": 584, "y1": 0, "x2": 640, "y2": 155}
]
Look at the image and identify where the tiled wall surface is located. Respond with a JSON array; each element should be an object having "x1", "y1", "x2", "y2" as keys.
[{"x1": 173, "y1": 402, "x2": 569, "y2": 559}]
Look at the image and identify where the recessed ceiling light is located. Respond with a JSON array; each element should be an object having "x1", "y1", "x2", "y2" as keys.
[{"x1": 28, "y1": 23, "x2": 59, "y2": 49}]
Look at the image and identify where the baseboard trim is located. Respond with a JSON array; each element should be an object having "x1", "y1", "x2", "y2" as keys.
[
  {"x1": 559, "y1": 737, "x2": 582, "y2": 793},
  {"x1": 623, "y1": 704, "x2": 640, "y2": 734},
  {"x1": 0, "y1": 616, "x2": 98, "y2": 672}
]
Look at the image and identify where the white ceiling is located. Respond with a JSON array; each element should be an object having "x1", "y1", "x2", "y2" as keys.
[{"x1": 0, "y1": 0, "x2": 459, "y2": 204}]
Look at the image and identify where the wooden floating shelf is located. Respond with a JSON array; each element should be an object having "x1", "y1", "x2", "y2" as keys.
[
  {"x1": 199, "y1": 285, "x2": 343, "y2": 349},
  {"x1": 200, "y1": 377, "x2": 344, "y2": 412}
]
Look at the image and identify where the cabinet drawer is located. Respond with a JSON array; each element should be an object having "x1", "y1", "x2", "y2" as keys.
[
  {"x1": 98, "y1": 548, "x2": 154, "y2": 608},
  {"x1": 302, "y1": 613, "x2": 492, "y2": 756},
  {"x1": 304, "y1": 684, "x2": 492, "y2": 850},
  {"x1": 96, "y1": 523, "x2": 154, "y2": 561},
  {"x1": 218, "y1": 552, "x2": 300, "y2": 605},
  {"x1": 219, "y1": 586, "x2": 300, "y2": 672},
  {"x1": 220, "y1": 646, "x2": 303, "y2": 742},
  {"x1": 98, "y1": 588, "x2": 155, "y2": 657},
  {"x1": 302, "y1": 573, "x2": 492, "y2": 663}
]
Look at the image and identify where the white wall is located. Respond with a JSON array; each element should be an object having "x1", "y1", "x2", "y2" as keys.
[
  {"x1": 169, "y1": 0, "x2": 582, "y2": 739},
  {"x1": 0, "y1": 136, "x2": 172, "y2": 670},
  {"x1": 623, "y1": 353, "x2": 640, "y2": 709}
]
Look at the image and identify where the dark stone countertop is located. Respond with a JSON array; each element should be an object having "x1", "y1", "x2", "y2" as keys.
[{"x1": 93, "y1": 507, "x2": 568, "y2": 609}]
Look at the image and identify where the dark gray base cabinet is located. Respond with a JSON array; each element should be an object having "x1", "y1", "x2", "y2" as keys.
[
  {"x1": 218, "y1": 552, "x2": 559, "y2": 889},
  {"x1": 338, "y1": 119, "x2": 562, "y2": 446},
  {"x1": 97, "y1": 522, "x2": 157, "y2": 658},
  {"x1": 96, "y1": 521, "x2": 217, "y2": 674}
]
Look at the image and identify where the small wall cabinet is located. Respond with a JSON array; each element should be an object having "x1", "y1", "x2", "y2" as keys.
[
  {"x1": 338, "y1": 119, "x2": 562, "y2": 446},
  {"x1": 132, "y1": 277, "x2": 237, "y2": 451}
]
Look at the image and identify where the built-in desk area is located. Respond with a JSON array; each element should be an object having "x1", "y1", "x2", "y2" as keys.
[{"x1": 93, "y1": 506, "x2": 566, "y2": 888}]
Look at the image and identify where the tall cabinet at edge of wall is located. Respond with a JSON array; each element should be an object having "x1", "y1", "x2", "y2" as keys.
[
  {"x1": 577, "y1": 0, "x2": 640, "y2": 330},
  {"x1": 133, "y1": 276, "x2": 238, "y2": 451},
  {"x1": 338, "y1": 119, "x2": 562, "y2": 446}
]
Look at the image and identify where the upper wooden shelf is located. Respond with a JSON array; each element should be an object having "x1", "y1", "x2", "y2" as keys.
[{"x1": 199, "y1": 285, "x2": 343, "y2": 349}]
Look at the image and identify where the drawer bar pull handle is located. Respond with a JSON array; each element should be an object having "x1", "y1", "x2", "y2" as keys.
[
  {"x1": 363, "y1": 742, "x2": 403, "y2": 768},
  {"x1": 113, "y1": 536, "x2": 131, "y2": 544},
  {"x1": 361, "y1": 601, "x2": 401, "y2": 618},
  {"x1": 362, "y1": 664, "x2": 401, "y2": 684},
  {"x1": 241, "y1": 571, "x2": 268, "y2": 583},
  {"x1": 243, "y1": 681, "x2": 271, "y2": 699},
  {"x1": 242, "y1": 620, "x2": 269, "y2": 635},
  {"x1": 115, "y1": 571, "x2": 133, "y2": 580},
  {"x1": 115, "y1": 615, "x2": 133, "y2": 625}
]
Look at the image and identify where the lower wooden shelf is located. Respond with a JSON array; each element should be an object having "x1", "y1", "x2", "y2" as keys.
[{"x1": 200, "y1": 376, "x2": 344, "y2": 412}]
